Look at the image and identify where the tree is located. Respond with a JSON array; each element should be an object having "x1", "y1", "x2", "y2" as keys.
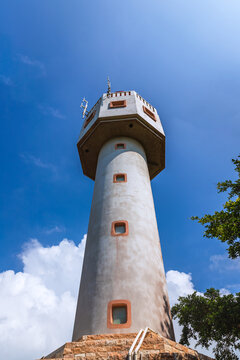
[
  {"x1": 171, "y1": 289, "x2": 240, "y2": 360},
  {"x1": 172, "y1": 156, "x2": 240, "y2": 359},
  {"x1": 191, "y1": 155, "x2": 240, "y2": 259}
]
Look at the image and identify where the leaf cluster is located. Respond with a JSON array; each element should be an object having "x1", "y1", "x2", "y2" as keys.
[
  {"x1": 191, "y1": 155, "x2": 240, "y2": 258},
  {"x1": 171, "y1": 289, "x2": 240, "y2": 359}
]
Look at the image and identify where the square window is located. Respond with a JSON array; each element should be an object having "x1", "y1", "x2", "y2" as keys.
[
  {"x1": 111, "y1": 221, "x2": 128, "y2": 236},
  {"x1": 115, "y1": 224, "x2": 126, "y2": 234},
  {"x1": 112, "y1": 306, "x2": 127, "y2": 324},
  {"x1": 107, "y1": 300, "x2": 131, "y2": 329},
  {"x1": 113, "y1": 173, "x2": 127, "y2": 183},
  {"x1": 115, "y1": 143, "x2": 126, "y2": 150}
]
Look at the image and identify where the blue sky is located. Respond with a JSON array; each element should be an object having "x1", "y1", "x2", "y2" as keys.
[
  {"x1": 1, "y1": 1, "x2": 240, "y2": 358},
  {"x1": 0, "y1": 0, "x2": 240, "y2": 290},
  {"x1": 1, "y1": 0, "x2": 240, "y2": 303}
]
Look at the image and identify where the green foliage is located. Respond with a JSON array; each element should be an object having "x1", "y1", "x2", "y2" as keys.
[
  {"x1": 191, "y1": 155, "x2": 240, "y2": 259},
  {"x1": 171, "y1": 289, "x2": 240, "y2": 360},
  {"x1": 173, "y1": 156, "x2": 240, "y2": 359}
]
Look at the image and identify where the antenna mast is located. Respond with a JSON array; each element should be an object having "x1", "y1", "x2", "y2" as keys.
[
  {"x1": 80, "y1": 98, "x2": 88, "y2": 119},
  {"x1": 107, "y1": 77, "x2": 111, "y2": 97}
]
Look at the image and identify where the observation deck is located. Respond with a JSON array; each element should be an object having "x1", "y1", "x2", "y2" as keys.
[{"x1": 77, "y1": 90, "x2": 165, "y2": 180}]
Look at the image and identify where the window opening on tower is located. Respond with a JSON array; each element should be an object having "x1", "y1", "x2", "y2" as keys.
[
  {"x1": 107, "y1": 300, "x2": 131, "y2": 329},
  {"x1": 109, "y1": 100, "x2": 127, "y2": 108},
  {"x1": 142, "y1": 105, "x2": 156, "y2": 121},
  {"x1": 113, "y1": 173, "x2": 127, "y2": 183},
  {"x1": 111, "y1": 221, "x2": 128, "y2": 236},
  {"x1": 112, "y1": 306, "x2": 127, "y2": 324},
  {"x1": 115, "y1": 224, "x2": 125, "y2": 234},
  {"x1": 115, "y1": 143, "x2": 126, "y2": 150}
]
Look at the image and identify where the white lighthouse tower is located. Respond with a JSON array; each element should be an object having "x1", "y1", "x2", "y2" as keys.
[
  {"x1": 72, "y1": 88, "x2": 175, "y2": 341},
  {"x1": 40, "y1": 87, "x2": 213, "y2": 360}
]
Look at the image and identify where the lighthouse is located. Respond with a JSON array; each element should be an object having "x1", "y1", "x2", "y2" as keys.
[
  {"x1": 72, "y1": 88, "x2": 175, "y2": 341},
  {"x1": 41, "y1": 89, "x2": 213, "y2": 360}
]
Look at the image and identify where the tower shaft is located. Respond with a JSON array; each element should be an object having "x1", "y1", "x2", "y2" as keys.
[{"x1": 72, "y1": 136, "x2": 174, "y2": 340}]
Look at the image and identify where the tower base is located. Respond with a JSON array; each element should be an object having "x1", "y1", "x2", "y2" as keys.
[{"x1": 40, "y1": 329, "x2": 213, "y2": 360}]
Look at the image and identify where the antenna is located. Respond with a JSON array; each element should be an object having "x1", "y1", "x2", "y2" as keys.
[
  {"x1": 80, "y1": 98, "x2": 88, "y2": 119},
  {"x1": 107, "y1": 77, "x2": 111, "y2": 97}
]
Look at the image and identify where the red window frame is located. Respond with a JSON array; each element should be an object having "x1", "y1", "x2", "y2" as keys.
[
  {"x1": 115, "y1": 143, "x2": 126, "y2": 150},
  {"x1": 111, "y1": 220, "x2": 129, "y2": 236},
  {"x1": 107, "y1": 300, "x2": 131, "y2": 329},
  {"x1": 142, "y1": 105, "x2": 156, "y2": 121},
  {"x1": 109, "y1": 100, "x2": 127, "y2": 108},
  {"x1": 113, "y1": 173, "x2": 127, "y2": 183}
]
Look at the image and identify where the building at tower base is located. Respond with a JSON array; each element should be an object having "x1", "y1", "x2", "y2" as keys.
[{"x1": 40, "y1": 329, "x2": 213, "y2": 360}]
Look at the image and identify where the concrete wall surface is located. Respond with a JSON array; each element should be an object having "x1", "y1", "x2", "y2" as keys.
[{"x1": 72, "y1": 137, "x2": 174, "y2": 341}]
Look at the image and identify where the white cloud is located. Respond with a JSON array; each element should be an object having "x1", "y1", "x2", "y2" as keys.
[
  {"x1": 0, "y1": 237, "x2": 216, "y2": 360},
  {"x1": 210, "y1": 254, "x2": 240, "y2": 272},
  {"x1": 166, "y1": 270, "x2": 216, "y2": 357},
  {"x1": 44, "y1": 226, "x2": 65, "y2": 235},
  {"x1": 39, "y1": 104, "x2": 66, "y2": 119},
  {"x1": 166, "y1": 271, "x2": 197, "y2": 344},
  {"x1": 18, "y1": 54, "x2": 46, "y2": 75},
  {"x1": 219, "y1": 288, "x2": 231, "y2": 296},
  {"x1": 0, "y1": 236, "x2": 86, "y2": 360},
  {"x1": 225, "y1": 283, "x2": 240, "y2": 291},
  {"x1": 20, "y1": 153, "x2": 57, "y2": 173},
  {"x1": 166, "y1": 271, "x2": 239, "y2": 358},
  {"x1": 0, "y1": 75, "x2": 13, "y2": 86},
  {"x1": 166, "y1": 270, "x2": 195, "y2": 306},
  {"x1": 21, "y1": 237, "x2": 86, "y2": 298}
]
